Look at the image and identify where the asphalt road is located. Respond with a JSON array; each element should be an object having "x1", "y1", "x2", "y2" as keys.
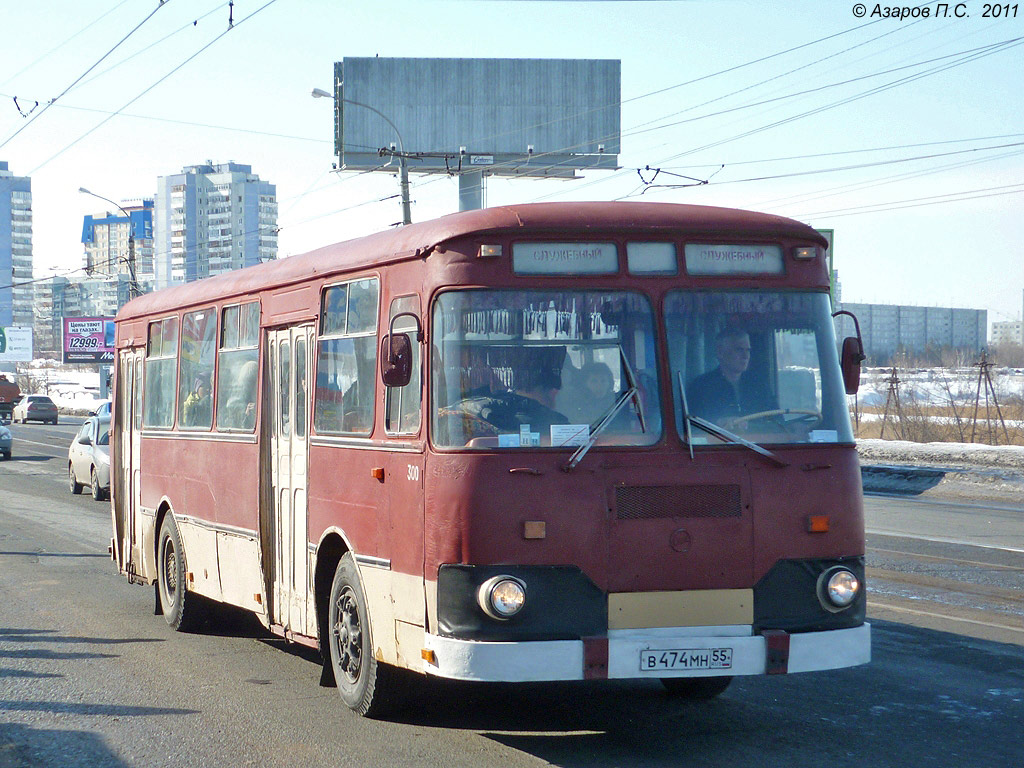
[{"x1": 1, "y1": 421, "x2": 1022, "y2": 767}]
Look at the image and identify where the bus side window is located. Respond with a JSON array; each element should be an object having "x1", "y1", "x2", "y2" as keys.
[
  {"x1": 216, "y1": 301, "x2": 260, "y2": 432},
  {"x1": 314, "y1": 277, "x2": 379, "y2": 436},
  {"x1": 178, "y1": 308, "x2": 217, "y2": 430},
  {"x1": 143, "y1": 317, "x2": 178, "y2": 428},
  {"x1": 385, "y1": 295, "x2": 421, "y2": 436}
]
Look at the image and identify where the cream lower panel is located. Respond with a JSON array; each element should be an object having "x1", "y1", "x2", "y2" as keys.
[
  {"x1": 608, "y1": 589, "x2": 754, "y2": 630},
  {"x1": 423, "y1": 624, "x2": 872, "y2": 682},
  {"x1": 136, "y1": 509, "x2": 157, "y2": 582},
  {"x1": 217, "y1": 532, "x2": 267, "y2": 617},
  {"x1": 176, "y1": 519, "x2": 222, "y2": 602},
  {"x1": 358, "y1": 565, "x2": 425, "y2": 670}
]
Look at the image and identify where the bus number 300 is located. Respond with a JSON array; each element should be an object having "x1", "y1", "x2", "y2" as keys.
[{"x1": 407, "y1": 465, "x2": 420, "y2": 482}]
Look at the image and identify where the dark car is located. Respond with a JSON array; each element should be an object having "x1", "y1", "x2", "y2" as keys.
[{"x1": 12, "y1": 394, "x2": 59, "y2": 424}]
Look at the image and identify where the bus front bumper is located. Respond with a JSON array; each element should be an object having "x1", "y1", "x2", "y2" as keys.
[{"x1": 421, "y1": 623, "x2": 870, "y2": 682}]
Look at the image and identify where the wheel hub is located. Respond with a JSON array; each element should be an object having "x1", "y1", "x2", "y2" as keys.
[{"x1": 332, "y1": 587, "x2": 362, "y2": 683}]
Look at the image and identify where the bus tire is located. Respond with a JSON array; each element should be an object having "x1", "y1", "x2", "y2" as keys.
[
  {"x1": 157, "y1": 514, "x2": 202, "y2": 631},
  {"x1": 660, "y1": 676, "x2": 733, "y2": 700},
  {"x1": 327, "y1": 554, "x2": 394, "y2": 717}
]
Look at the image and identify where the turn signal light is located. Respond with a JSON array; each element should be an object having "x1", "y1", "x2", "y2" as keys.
[{"x1": 806, "y1": 515, "x2": 830, "y2": 533}]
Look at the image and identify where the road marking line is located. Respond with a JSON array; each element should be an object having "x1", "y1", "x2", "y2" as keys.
[
  {"x1": 866, "y1": 529, "x2": 1024, "y2": 555},
  {"x1": 869, "y1": 547, "x2": 1024, "y2": 571},
  {"x1": 869, "y1": 601, "x2": 1024, "y2": 634}
]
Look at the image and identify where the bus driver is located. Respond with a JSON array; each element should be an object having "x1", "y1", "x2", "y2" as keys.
[{"x1": 686, "y1": 328, "x2": 775, "y2": 426}]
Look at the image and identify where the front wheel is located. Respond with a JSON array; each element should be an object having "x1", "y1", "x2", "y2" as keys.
[
  {"x1": 327, "y1": 554, "x2": 395, "y2": 717},
  {"x1": 69, "y1": 464, "x2": 83, "y2": 494},
  {"x1": 660, "y1": 676, "x2": 733, "y2": 700},
  {"x1": 157, "y1": 515, "x2": 202, "y2": 631}
]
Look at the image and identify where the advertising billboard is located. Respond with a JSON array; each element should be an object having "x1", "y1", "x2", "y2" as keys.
[
  {"x1": 0, "y1": 326, "x2": 33, "y2": 362},
  {"x1": 63, "y1": 317, "x2": 115, "y2": 364}
]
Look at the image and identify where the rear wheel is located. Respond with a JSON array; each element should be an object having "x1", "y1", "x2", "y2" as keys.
[
  {"x1": 157, "y1": 514, "x2": 202, "y2": 631},
  {"x1": 660, "y1": 676, "x2": 733, "y2": 700},
  {"x1": 69, "y1": 464, "x2": 83, "y2": 494},
  {"x1": 327, "y1": 554, "x2": 395, "y2": 717}
]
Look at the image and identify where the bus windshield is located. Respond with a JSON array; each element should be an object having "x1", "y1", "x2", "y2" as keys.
[
  {"x1": 665, "y1": 290, "x2": 854, "y2": 446},
  {"x1": 432, "y1": 289, "x2": 663, "y2": 449}
]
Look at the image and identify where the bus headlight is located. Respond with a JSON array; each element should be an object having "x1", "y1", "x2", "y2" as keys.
[
  {"x1": 818, "y1": 567, "x2": 860, "y2": 611},
  {"x1": 477, "y1": 575, "x2": 527, "y2": 620}
]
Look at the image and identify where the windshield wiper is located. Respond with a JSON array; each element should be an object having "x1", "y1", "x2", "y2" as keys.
[
  {"x1": 675, "y1": 371, "x2": 787, "y2": 468},
  {"x1": 562, "y1": 348, "x2": 646, "y2": 472}
]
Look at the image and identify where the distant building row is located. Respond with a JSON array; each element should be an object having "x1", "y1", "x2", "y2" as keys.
[
  {"x1": 833, "y1": 302, "x2": 987, "y2": 364},
  {"x1": 0, "y1": 160, "x2": 276, "y2": 357}
]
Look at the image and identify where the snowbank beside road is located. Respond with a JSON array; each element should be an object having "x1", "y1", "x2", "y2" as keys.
[
  {"x1": 858, "y1": 438, "x2": 1024, "y2": 505},
  {"x1": 858, "y1": 438, "x2": 1024, "y2": 470}
]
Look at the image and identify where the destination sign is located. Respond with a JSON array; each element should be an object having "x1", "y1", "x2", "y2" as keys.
[
  {"x1": 684, "y1": 244, "x2": 784, "y2": 276},
  {"x1": 512, "y1": 242, "x2": 618, "y2": 275}
]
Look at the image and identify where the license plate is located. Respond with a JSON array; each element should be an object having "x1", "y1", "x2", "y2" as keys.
[{"x1": 640, "y1": 648, "x2": 733, "y2": 672}]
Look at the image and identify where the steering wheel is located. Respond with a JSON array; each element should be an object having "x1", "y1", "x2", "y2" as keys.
[{"x1": 729, "y1": 408, "x2": 821, "y2": 426}]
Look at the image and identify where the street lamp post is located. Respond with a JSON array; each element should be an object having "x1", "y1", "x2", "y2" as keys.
[
  {"x1": 78, "y1": 187, "x2": 140, "y2": 298},
  {"x1": 312, "y1": 88, "x2": 412, "y2": 225}
]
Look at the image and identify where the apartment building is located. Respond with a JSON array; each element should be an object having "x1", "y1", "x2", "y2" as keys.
[{"x1": 154, "y1": 162, "x2": 277, "y2": 289}]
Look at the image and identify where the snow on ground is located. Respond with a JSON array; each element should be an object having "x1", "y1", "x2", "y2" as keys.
[{"x1": 856, "y1": 367, "x2": 1024, "y2": 409}]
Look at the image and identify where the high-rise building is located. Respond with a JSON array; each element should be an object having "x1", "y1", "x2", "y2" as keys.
[
  {"x1": 154, "y1": 162, "x2": 277, "y2": 289},
  {"x1": 833, "y1": 302, "x2": 987, "y2": 363},
  {"x1": 990, "y1": 320, "x2": 1023, "y2": 346},
  {"x1": 81, "y1": 199, "x2": 155, "y2": 279},
  {"x1": 0, "y1": 161, "x2": 33, "y2": 328}
]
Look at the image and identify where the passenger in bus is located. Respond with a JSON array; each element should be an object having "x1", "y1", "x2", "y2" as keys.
[
  {"x1": 564, "y1": 361, "x2": 617, "y2": 424},
  {"x1": 223, "y1": 360, "x2": 258, "y2": 430},
  {"x1": 182, "y1": 372, "x2": 212, "y2": 427},
  {"x1": 686, "y1": 329, "x2": 775, "y2": 426}
]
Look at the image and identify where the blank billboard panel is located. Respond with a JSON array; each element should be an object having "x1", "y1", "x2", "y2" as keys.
[{"x1": 335, "y1": 58, "x2": 620, "y2": 177}]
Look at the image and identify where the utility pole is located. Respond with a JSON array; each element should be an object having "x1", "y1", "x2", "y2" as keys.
[{"x1": 312, "y1": 88, "x2": 412, "y2": 225}]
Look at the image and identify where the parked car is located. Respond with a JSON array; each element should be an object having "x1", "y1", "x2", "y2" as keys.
[
  {"x1": 90, "y1": 400, "x2": 111, "y2": 418},
  {"x1": 0, "y1": 422, "x2": 11, "y2": 459},
  {"x1": 12, "y1": 394, "x2": 59, "y2": 424},
  {"x1": 69, "y1": 415, "x2": 111, "y2": 501}
]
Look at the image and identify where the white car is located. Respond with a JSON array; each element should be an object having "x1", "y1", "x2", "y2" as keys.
[{"x1": 68, "y1": 415, "x2": 111, "y2": 501}]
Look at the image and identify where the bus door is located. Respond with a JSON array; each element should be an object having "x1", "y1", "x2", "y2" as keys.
[
  {"x1": 266, "y1": 325, "x2": 315, "y2": 634},
  {"x1": 113, "y1": 347, "x2": 145, "y2": 576}
]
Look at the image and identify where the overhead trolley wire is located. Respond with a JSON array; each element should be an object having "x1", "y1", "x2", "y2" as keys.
[
  {"x1": 0, "y1": 0, "x2": 174, "y2": 153},
  {"x1": 27, "y1": 0, "x2": 281, "y2": 175},
  {"x1": 0, "y1": 0, "x2": 133, "y2": 90}
]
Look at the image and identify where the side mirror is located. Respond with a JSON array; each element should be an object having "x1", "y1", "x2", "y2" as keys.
[
  {"x1": 380, "y1": 333, "x2": 413, "y2": 388},
  {"x1": 79, "y1": 435, "x2": 93, "y2": 446},
  {"x1": 832, "y1": 309, "x2": 865, "y2": 395},
  {"x1": 840, "y1": 336, "x2": 865, "y2": 395}
]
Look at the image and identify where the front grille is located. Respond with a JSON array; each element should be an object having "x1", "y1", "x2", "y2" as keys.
[{"x1": 615, "y1": 484, "x2": 742, "y2": 520}]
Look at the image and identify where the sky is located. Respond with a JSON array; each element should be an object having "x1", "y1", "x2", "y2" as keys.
[{"x1": 1, "y1": 0, "x2": 1022, "y2": 329}]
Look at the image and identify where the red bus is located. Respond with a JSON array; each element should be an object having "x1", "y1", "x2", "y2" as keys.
[{"x1": 111, "y1": 202, "x2": 869, "y2": 716}]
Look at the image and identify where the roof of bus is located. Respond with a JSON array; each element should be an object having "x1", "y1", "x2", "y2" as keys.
[{"x1": 116, "y1": 201, "x2": 828, "y2": 321}]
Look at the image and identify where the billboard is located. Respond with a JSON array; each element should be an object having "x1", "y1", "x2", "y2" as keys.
[
  {"x1": 0, "y1": 326, "x2": 33, "y2": 362},
  {"x1": 63, "y1": 317, "x2": 115, "y2": 364},
  {"x1": 334, "y1": 58, "x2": 621, "y2": 178}
]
